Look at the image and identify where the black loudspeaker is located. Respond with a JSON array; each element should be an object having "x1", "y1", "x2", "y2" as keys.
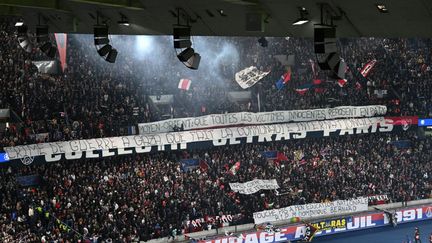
[
  {"x1": 36, "y1": 26, "x2": 49, "y2": 43},
  {"x1": 327, "y1": 52, "x2": 341, "y2": 68},
  {"x1": 326, "y1": 52, "x2": 346, "y2": 79},
  {"x1": 173, "y1": 26, "x2": 191, "y2": 40},
  {"x1": 17, "y1": 25, "x2": 28, "y2": 36},
  {"x1": 94, "y1": 37, "x2": 109, "y2": 45},
  {"x1": 173, "y1": 26, "x2": 192, "y2": 49},
  {"x1": 330, "y1": 59, "x2": 347, "y2": 80},
  {"x1": 46, "y1": 46, "x2": 57, "y2": 58},
  {"x1": 246, "y1": 13, "x2": 263, "y2": 32},
  {"x1": 106, "y1": 48, "x2": 118, "y2": 63},
  {"x1": 40, "y1": 42, "x2": 51, "y2": 53},
  {"x1": 184, "y1": 53, "x2": 201, "y2": 70},
  {"x1": 174, "y1": 39, "x2": 192, "y2": 49},
  {"x1": 314, "y1": 27, "x2": 337, "y2": 54},
  {"x1": 94, "y1": 26, "x2": 108, "y2": 38},
  {"x1": 317, "y1": 52, "x2": 346, "y2": 79},
  {"x1": 97, "y1": 44, "x2": 112, "y2": 57},
  {"x1": 18, "y1": 37, "x2": 33, "y2": 52},
  {"x1": 177, "y1": 47, "x2": 195, "y2": 62},
  {"x1": 316, "y1": 52, "x2": 336, "y2": 70}
]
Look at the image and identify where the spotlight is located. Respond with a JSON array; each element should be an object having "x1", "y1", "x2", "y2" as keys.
[
  {"x1": 314, "y1": 25, "x2": 345, "y2": 79},
  {"x1": 173, "y1": 26, "x2": 192, "y2": 49},
  {"x1": 35, "y1": 25, "x2": 57, "y2": 58},
  {"x1": 314, "y1": 26, "x2": 336, "y2": 54},
  {"x1": 118, "y1": 20, "x2": 130, "y2": 26},
  {"x1": 184, "y1": 53, "x2": 201, "y2": 70},
  {"x1": 16, "y1": 25, "x2": 33, "y2": 53},
  {"x1": 292, "y1": 7, "x2": 309, "y2": 25},
  {"x1": 217, "y1": 9, "x2": 227, "y2": 17},
  {"x1": 173, "y1": 24, "x2": 200, "y2": 70},
  {"x1": 17, "y1": 36, "x2": 33, "y2": 52},
  {"x1": 106, "y1": 48, "x2": 118, "y2": 63},
  {"x1": 94, "y1": 25, "x2": 118, "y2": 63},
  {"x1": 292, "y1": 18, "x2": 309, "y2": 25},
  {"x1": 39, "y1": 42, "x2": 57, "y2": 58},
  {"x1": 376, "y1": 4, "x2": 388, "y2": 13},
  {"x1": 94, "y1": 25, "x2": 109, "y2": 45},
  {"x1": 177, "y1": 47, "x2": 195, "y2": 62},
  {"x1": 97, "y1": 44, "x2": 112, "y2": 57},
  {"x1": 94, "y1": 37, "x2": 109, "y2": 45},
  {"x1": 118, "y1": 15, "x2": 130, "y2": 26},
  {"x1": 15, "y1": 20, "x2": 24, "y2": 27},
  {"x1": 258, "y1": 37, "x2": 268, "y2": 47},
  {"x1": 94, "y1": 26, "x2": 108, "y2": 38}
]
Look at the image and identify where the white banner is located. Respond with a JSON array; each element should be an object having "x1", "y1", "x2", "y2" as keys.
[
  {"x1": 5, "y1": 117, "x2": 397, "y2": 161},
  {"x1": 230, "y1": 179, "x2": 279, "y2": 195},
  {"x1": 253, "y1": 197, "x2": 369, "y2": 224},
  {"x1": 235, "y1": 66, "x2": 270, "y2": 89},
  {"x1": 138, "y1": 105, "x2": 387, "y2": 134}
]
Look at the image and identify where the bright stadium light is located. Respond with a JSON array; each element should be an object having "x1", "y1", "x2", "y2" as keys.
[
  {"x1": 15, "y1": 21, "x2": 24, "y2": 27},
  {"x1": 292, "y1": 7, "x2": 309, "y2": 26}
]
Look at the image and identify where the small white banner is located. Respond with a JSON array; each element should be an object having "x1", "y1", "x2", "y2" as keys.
[
  {"x1": 235, "y1": 66, "x2": 270, "y2": 89},
  {"x1": 229, "y1": 179, "x2": 280, "y2": 195}
]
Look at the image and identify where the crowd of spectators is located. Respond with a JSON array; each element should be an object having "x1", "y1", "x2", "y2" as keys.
[
  {"x1": 0, "y1": 16, "x2": 432, "y2": 242},
  {"x1": 0, "y1": 18, "x2": 432, "y2": 149},
  {"x1": 0, "y1": 131, "x2": 431, "y2": 242}
]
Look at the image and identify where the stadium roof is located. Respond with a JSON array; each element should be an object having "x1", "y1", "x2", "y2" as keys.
[{"x1": 1, "y1": 0, "x2": 432, "y2": 37}]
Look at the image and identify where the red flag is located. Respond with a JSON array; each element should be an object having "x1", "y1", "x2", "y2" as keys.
[
  {"x1": 360, "y1": 59, "x2": 377, "y2": 77},
  {"x1": 54, "y1": 33, "x2": 67, "y2": 71},
  {"x1": 337, "y1": 79, "x2": 347, "y2": 87},
  {"x1": 282, "y1": 69, "x2": 291, "y2": 83},
  {"x1": 199, "y1": 160, "x2": 209, "y2": 172},
  {"x1": 312, "y1": 79, "x2": 322, "y2": 85},
  {"x1": 178, "y1": 79, "x2": 192, "y2": 90},
  {"x1": 276, "y1": 152, "x2": 288, "y2": 162}
]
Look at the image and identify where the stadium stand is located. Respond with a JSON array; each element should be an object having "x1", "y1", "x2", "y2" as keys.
[{"x1": 0, "y1": 17, "x2": 431, "y2": 242}]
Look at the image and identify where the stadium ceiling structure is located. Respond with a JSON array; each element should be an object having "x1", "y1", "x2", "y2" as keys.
[{"x1": 1, "y1": 0, "x2": 432, "y2": 37}]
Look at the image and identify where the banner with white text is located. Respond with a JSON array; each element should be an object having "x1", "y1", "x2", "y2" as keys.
[
  {"x1": 200, "y1": 205, "x2": 432, "y2": 243},
  {"x1": 138, "y1": 105, "x2": 387, "y2": 134},
  {"x1": 235, "y1": 66, "x2": 270, "y2": 89},
  {"x1": 4, "y1": 116, "x2": 418, "y2": 164},
  {"x1": 253, "y1": 197, "x2": 369, "y2": 224},
  {"x1": 230, "y1": 179, "x2": 280, "y2": 195}
]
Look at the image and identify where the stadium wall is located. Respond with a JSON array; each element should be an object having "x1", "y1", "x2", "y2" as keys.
[{"x1": 145, "y1": 199, "x2": 432, "y2": 243}]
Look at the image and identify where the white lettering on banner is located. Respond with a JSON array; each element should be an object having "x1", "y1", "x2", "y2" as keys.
[
  {"x1": 186, "y1": 215, "x2": 235, "y2": 228},
  {"x1": 253, "y1": 197, "x2": 369, "y2": 224},
  {"x1": 368, "y1": 195, "x2": 389, "y2": 204},
  {"x1": 5, "y1": 117, "x2": 400, "y2": 161},
  {"x1": 201, "y1": 206, "x2": 431, "y2": 243},
  {"x1": 138, "y1": 105, "x2": 387, "y2": 134},
  {"x1": 230, "y1": 179, "x2": 280, "y2": 195},
  {"x1": 235, "y1": 66, "x2": 271, "y2": 89}
]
